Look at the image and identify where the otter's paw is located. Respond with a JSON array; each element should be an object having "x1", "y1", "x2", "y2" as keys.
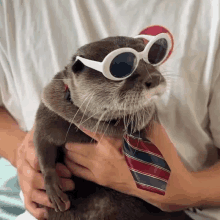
[{"x1": 44, "y1": 170, "x2": 69, "y2": 212}]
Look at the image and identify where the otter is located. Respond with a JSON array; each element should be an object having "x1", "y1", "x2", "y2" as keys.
[{"x1": 33, "y1": 36, "x2": 176, "y2": 220}]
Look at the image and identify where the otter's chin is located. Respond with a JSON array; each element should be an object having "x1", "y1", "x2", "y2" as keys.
[{"x1": 102, "y1": 103, "x2": 155, "y2": 134}]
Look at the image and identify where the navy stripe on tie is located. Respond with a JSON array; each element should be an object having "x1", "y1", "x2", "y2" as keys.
[
  {"x1": 126, "y1": 141, "x2": 164, "y2": 159},
  {"x1": 123, "y1": 140, "x2": 170, "y2": 172},
  {"x1": 129, "y1": 168, "x2": 167, "y2": 191}
]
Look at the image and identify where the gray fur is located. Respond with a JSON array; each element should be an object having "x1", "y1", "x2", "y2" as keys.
[{"x1": 34, "y1": 36, "x2": 167, "y2": 219}]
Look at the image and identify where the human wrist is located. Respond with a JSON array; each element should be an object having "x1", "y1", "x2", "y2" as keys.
[
  {"x1": 185, "y1": 172, "x2": 205, "y2": 209},
  {"x1": 127, "y1": 172, "x2": 205, "y2": 210},
  {"x1": 192, "y1": 166, "x2": 220, "y2": 209}
]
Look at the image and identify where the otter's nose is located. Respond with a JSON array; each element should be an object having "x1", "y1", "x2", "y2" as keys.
[{"x1": 145, "y1": 74, "x2": 165, "y2": 89}]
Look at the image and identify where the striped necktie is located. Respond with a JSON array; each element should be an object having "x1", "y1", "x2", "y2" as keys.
[{"x1": 123, "y1": 132, "x2": 171, "y2": 195}]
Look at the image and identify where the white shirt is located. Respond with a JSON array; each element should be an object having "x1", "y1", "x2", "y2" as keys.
[{"x1": 0, "y1": 1, "x2": 220, "y2": 219}]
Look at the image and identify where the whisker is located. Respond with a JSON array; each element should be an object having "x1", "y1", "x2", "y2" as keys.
[
  {"x1": 51, "y1": 79, "x2": 73, "y2": 81},
  {"x1": 98, "y1": 113, "x2": 113, "y2": 144},
  {"x1": 76, "y1": 93, "x2": 95, "y2": 131},
  {"x1": 80, "y1": 111, "x2": 99, "y2": 125},
  {"x1": 64, "y1": 93, "x2": 94, "y2": 142},
  {"x1": 93, "y1": 110, "x2": 108, "y2": 134},
  {"x1": 132, "y1": 129, "x2": 141, "y2": 155}
]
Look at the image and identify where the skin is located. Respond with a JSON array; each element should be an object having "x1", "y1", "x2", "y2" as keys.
[
  {"x1": 0, "y1": 107, "x2": 26, "y2": 167},
  {"x1": 65, "y1": 123, "x2": 220, "y2": 213},
  {"x1": 0, "y1": 107, "x2": 73, "y2": 219},
  {"x1": 17, "y1": 128, "x2": 75, "y2": 219},
  {"x1": 15, "y1": 117, "x2": 220, "y2": 219},
  {"x1": 16, "y1": 122, "x2": 205, "y2": 220},
  {"x1": 65, "y1": 123, "x2": 203, "y2": 212}
]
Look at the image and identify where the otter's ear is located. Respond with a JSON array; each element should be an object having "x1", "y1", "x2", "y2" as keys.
[{"x1": 72, "y1": 58, "x2": 85, "y2": 74}]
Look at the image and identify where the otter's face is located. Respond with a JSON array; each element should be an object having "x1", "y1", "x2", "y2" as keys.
[{"x1": 64, "y1": 36, "x2": 166, "y2": 132}]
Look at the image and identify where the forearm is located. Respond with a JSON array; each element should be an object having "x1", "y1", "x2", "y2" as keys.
[
  {"x1": 0, "y1": 107, "x2": 26, "y2": 167},
  {"x1": 129, "y1": 152, "x2": 220, "y2": 210},
  {"x1": 128, "y1": 123, "x2": 220, "y2": 210}
]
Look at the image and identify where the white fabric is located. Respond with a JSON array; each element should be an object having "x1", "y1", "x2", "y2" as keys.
[
  {"x1": 0, "y1": 90, "x2": 3, "y2": 106},
  {"x1": 15, "y1": 210, "x2": 36, "y2": 220},
  {"x1": 15, "y1": 192, "x2": 36, "y2": 220},
  {"x1": 0, "y1": 0, "x2": 220, "y2": 219},
  {"x1": 0, "y1": 158, "x2": 25, "y2": 220}
]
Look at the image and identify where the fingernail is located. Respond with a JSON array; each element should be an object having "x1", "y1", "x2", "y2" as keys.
[
  {"x1": 65, "y1": 143, "x2": 71, "y2": 149},
  {"x1": 65, "y1": 143, "x2": 69, "y2": 149},
  {"x1": 65, "y1": 201, "x2": 71, "y2": 210},
  {"x1": 79, "y1": 125, "x2": 84, "y2": 130}
]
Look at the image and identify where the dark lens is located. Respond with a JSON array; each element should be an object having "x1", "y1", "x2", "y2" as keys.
[
  {"x1": 110, "y1": 52, "x2": 137, "y2": 78},
  {"x1": 148, "y1": 38, "x2": 168, "y2": 64}
]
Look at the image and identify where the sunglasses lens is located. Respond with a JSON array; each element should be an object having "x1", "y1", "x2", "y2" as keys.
[
  {"x1": 148, "y1": 38, "x2": 168, "y2": 64},
  {"x1": 110, "y1": 52, "x2": 137, "y2": 78}
]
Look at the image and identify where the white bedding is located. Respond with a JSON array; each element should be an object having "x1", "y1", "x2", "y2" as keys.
[{"x1": 0, "y1": 0, "x2": 220, "y2": 219}]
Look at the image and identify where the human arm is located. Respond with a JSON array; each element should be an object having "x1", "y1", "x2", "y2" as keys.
[
  {"x1": 16, "y1": 126, "x2": 75, "y2": 219},
  {"x1": 0, "y1": 106, "x2": 74, "y2": 219},
  {"x1": 64, "y1": 123, "x2": 220, "y2": 212},
  {"x1": 0, "y1": 106, "x2": 26, "y2": 167}
]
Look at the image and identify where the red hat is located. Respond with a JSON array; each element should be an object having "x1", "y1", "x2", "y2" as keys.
[{"x1": 139, "y1": 25, "x2": 174, "y2": 64}]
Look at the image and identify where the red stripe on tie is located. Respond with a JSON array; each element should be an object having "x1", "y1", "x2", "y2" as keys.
[
  {"x1": 124, "y1": 134, "x2": 163, "y2": 157},
  {"x1": 125, "y1": 155, "x2": 170, "y2": 181},
  {"x1": 136, "y1": 182, "x2": 165, "y2": 195},
  {"x1": 123, "y1": 133, "x2": 171, "y2": 195}
]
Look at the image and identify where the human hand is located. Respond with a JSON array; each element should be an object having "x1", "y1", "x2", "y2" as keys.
[
  {"x1": 65, "y1": 124, "x2": 203, "y2": 212},
  {"x1": 16, "y1": 127, "x2": 75, "y2": 220},
  {"x1": 64, "y1": 133, "x2": 138, "y2": 196},
  {"x1": 141, "y1": 121, "x2": 203, "y2": 211}
]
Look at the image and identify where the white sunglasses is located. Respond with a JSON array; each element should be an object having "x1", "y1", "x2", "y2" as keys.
[{"x1": 75, "y1": 33, "x2": 172, "y2": 81}]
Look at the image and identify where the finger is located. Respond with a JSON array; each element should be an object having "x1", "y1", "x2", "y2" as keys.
[
  {"x1": 56, "y1": 163, "x2": 72, "y2": 177},
  {"x1": 31, "y1": 172, "x2": 45, "y2": 190},
  {"x1": 17, "y1": 159, "x2": 39, "y2": 190},
  {"x1": 28, "y1": 155, "x2": 41, "y2": 172},
  {"x1": 21, "y1": 158, "x2": 74, "y2": 191},
  {"x1": 65, "y1": 151, "x2": 93, "y2": 169},
  {"x1": 24, "y1": 139, "x2": 41, "y2": 172},
  {"x1": 65, "y1": 157, "x2": 95, "y2": 182},
  {"x1": 31, "y1": 170, "x2": 74, "y2": 192},
  {"x1": 28, "y1": 151, "x2": 40, "y2": 171},
  {"x1": 65, "y1": 143, "x2": 95, "y2": 157},
  {"x1": 25, "y1": 198, "x2": 48, "y2": 220},
  {"x1": 79, "y1": 126, "x2": 117, "y2": 143},
  {"x1": 31, "y1": 189, "x2": 54, "y2": 209},
  {"x1": 24, "y1": 126, "x2": 43, "y2": 172},
  {"x1": 79, "y1": 126, "x2": 123, "y2": 149},
  {"x1": 65, "y1": 139, "x2": 122, "y2": 157},
  {"x1": 60, "y1": 178, "x2": 75, "y2": 191},
  {"x1": 79, "y1": 126, "x2": 102, "y2": 141}
]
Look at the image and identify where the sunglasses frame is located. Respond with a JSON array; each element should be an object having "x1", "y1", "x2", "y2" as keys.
[{"x1": 75, "y1": 33, "x2": 172, "y2": 81}]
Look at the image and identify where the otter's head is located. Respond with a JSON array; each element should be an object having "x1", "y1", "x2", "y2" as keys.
[{"x1": 43, "y1": 36, "x2": 166, "y2": 137}]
